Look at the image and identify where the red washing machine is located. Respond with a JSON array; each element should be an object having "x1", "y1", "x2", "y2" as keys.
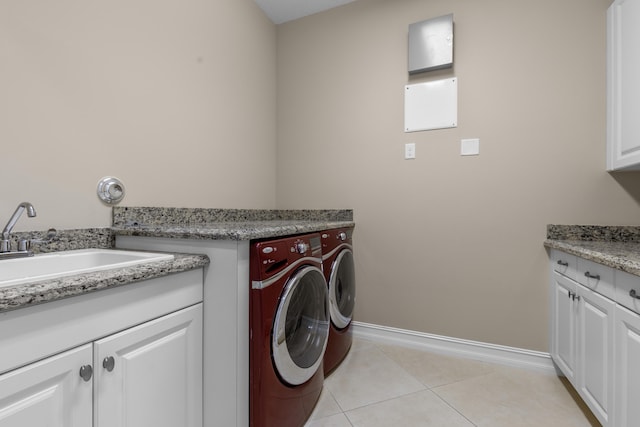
[
  {"x1": 249, "y1": 233, "x2": 330, "y2": 427},
  {"x1": 321, "y1": 227, "x2": 356, "y2": 375}
]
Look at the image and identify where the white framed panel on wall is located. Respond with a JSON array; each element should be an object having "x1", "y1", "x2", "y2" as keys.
[{"x1": 404, "y1": 78, "x2": 457, "y2": 132}]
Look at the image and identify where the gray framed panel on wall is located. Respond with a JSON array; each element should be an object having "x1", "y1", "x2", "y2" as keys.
[{"x1": 408, "y1": 14, "x2": 453, "y2": 74}]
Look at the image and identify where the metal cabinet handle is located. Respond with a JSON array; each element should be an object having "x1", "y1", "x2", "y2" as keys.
[
  {"x1": 584, "y1": 272, "x2": 600, "y2": 280},
  {"x1": 630, "y1": 289, "x2": 640, "y2": 300},
  {"x1": 567, "y1": 291, "x2": 580, "y2": 302},
  {"x1": 79, "y1": 365, "x2": 93, "y2": 382},
  {"x1": 557, "y1": 260, "x2": 569, "y2": 267},
  {"x1": 103, "y1": 356, "x2": 115, "y2": 372}
]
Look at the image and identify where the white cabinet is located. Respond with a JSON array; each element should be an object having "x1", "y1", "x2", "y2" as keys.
[
  {"x1": 0, "y1": 270, "x2": 204, "y2": 427},
  {"x1": 550, "y1": 250, "x2": 615, "y2": 426},
  {"x1": 607, "y1": 0, "x2": 640, "y2": 171},
  {"x1": 0, "y1": 344, "x2": 93, "y2": 426},
  {"x1": 0, "y1": 304, "x2": 202, "y2": 427},
  {"x1": 116, "y1": 236, "x2": 250, "y2": 427},
  {"x1": 576, "y1": 285, "x2": 615, "y2": 425},
  {"x1": 551, "y1": 272, "x2": 577, "y2": 383},
  {"x1": 612, "y1": 269, "x2": 640, "y2": 427},
  {"x1": 614, "y1": 304, "x2": 640, "y2": 427},
  {"x1": 95, "y1": 303, "x2": 202, "y2": 427}
]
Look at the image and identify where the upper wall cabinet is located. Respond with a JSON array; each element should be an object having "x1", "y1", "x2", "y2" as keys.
[{"x1": 607, "y1": 0, "x2": 640, "y2": 171}]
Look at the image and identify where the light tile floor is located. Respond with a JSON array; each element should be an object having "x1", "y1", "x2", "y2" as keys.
[{"x1": 305, "y1": 338, "x2": 601, "y2": 427}]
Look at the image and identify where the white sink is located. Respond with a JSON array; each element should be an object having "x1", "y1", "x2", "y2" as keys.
[{"x1": 0, "y1": 249, "x2": 174, "y2": 288}]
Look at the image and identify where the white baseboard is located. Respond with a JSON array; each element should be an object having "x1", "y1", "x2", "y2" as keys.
[{"x1": 352, "y1": 321, "x2": 556, "y2": 374}]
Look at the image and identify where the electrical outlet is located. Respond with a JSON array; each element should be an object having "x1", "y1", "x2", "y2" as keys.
[{"x1": 405, "y1": 143, "x2": 416, "y2": 159}]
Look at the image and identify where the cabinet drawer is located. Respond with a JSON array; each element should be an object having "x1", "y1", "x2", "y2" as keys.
[
  {"x1": 577, "y1": 258, "x2": 615, "y2": 300},
  {"x1": 551, "y1": 250, "x2": 578, "y2": 280},
  {"x1": 615, "y1": 269, "x2": 640, "y2": 315}
]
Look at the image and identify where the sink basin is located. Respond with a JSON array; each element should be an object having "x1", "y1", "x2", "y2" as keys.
[{"x1": 0, "y1": 249, "x2": 174, "y2": 288}]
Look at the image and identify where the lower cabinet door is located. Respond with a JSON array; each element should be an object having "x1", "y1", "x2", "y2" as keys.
[
  {"x1": 552, "y1": 272, "x2": 577, "y2": 384},
  {"x1": 0, "y1": 344, "x2": 93, "y2": 427},
  {"x1": 615, "y1": 304, "x2": 640, "y2": 427},
  {"x1": 94, "y1": 303, "x2": 203, "y2": 427},
  {"x1": 576, "y1": 285, "x2": 614, "y2": 427}
]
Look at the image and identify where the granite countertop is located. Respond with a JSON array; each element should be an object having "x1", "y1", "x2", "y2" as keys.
[
  {"x1": 113, "y1": 220, "x2": 356, "y2": 240},
  {"x1": 0, "y1": 252, "x2": 209, "y2": 313},
  {"x1": 0, "y1": 208, "x2": 353, "y2": 314},
  {"x1": 111, "y1": 207, "x2": 355, "y2": 240},
  {"x1": 544, "y1": 225, "x2": 640, "y2": 277}
]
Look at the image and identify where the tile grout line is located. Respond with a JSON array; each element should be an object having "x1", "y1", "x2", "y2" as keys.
[
  {"x1": 341, "y1": 389, "x2": 439, "y2": 424},
  {"x1": 373, "y1": 339, "x2": 481, "y2": 426},
  {"x1": 308, "y1": 337, "x2": 592, "y2": 427},
  {"x1": 430, "y1": 386, "x2": 479, "y2": 427},
  {"x1": 320, "y1": 342, "x2": 431, "y2": 425}
]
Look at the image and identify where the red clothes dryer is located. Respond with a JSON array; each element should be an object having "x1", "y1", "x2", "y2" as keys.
[
  {"x1": 321, "y1": 227, "x2": 356, "y2": 375},
  {"x1": 249, "y1": 233, "x2": 329, "y2": 427}
]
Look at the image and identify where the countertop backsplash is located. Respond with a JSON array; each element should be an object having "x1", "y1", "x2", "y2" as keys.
[{"x1": 10, "y1": 228, "x2": 115, "y2": 253}]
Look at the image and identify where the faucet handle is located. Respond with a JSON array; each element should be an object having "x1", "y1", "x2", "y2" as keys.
[
  {"x1": 17, "y1": 239, "x2": 30, "y2": 252},
  {"x1": 27, "y1": 228, "x2": 56, "y2": 246},
  {"x1": 0, "y1": 240, "x2": 10, "y2": 253}
]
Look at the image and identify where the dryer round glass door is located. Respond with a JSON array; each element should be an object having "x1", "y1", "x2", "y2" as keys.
[
  {"x1": 272, "y1": 265, "x2": 329, "y2": 386},
  {"x1": 329, "y1": 249, "x2": 355, "y2": 329}
]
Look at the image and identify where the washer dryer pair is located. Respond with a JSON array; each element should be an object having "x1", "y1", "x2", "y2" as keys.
[
  {"x1": 321, "y1": 227, "x2": 356, "y2": 375},
  {"x1": 249, "y1": 233, "x2": 329, "y2": 427}
]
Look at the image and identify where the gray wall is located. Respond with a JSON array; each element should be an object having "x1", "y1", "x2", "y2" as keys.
[
  {"x1": 1, "y1": 0, "x2": 277, "y2": 230},
  {"x1": 275, "y1": 0, "x2": 640, "y2": 351},
  {"x1": 4, "y1": 0, "x2": 639, "y2": 353}
]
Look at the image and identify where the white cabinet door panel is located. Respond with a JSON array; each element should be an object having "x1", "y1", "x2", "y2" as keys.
[
  {"x1": 94, "y1": 303, "x2": 202, "y2": 427},
  {"x1": 577, "y1": 286, "x2": 614, "y2": 426},
  {"x1": 607, "y1": 0, "x2": 640, "y2": 170},
  {"x1": 552, "y1": 272, "x2": 577, "y2": 384},
  {"x1": 615, "y1": 304, "x2": 640, "y2": 427},
  {"x1": 0, "y1": 344, "x2": 92, "y2": 427}
]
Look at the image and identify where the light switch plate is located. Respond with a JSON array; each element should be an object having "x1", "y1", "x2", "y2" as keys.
[
  {"x1": 461, "y1": 138, "x2": 479, "y2": 156},
  {"x1": 405, "y1": 143, "x2": 416, "y2": 159}
]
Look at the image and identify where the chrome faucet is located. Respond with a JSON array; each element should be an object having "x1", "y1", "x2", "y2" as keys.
[{"x1": 1, "y1": 202, "x2": 37, "y2": 254}]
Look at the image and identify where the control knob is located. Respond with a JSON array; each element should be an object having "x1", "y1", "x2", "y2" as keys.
[
  {"x1": 338, "y1": 232, "x2": 347, "y2": 241},
  {"x1": 295, "y1": 242, "x2": 309, "y2": 254}
]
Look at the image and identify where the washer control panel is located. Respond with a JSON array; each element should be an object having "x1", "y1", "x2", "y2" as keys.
[
  {"x1": 321, "y1": 228, "x2": 354, "y2": 253},
  {"x1": 251, "y1": 234, "x2": 322, "y2": 280}
]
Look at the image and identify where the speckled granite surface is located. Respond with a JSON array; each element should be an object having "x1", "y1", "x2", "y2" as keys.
[
  {"x1": 0, "y1": 252, "x2": 209, "y2": 313},
  {"x1": 0, "y1": 208, "x2": 352, "y2": 313},
  {"x1": 545, "y1": 225, "x2": 640, "y2": 276},
  {"x1": 113, "y1": 207, "x2": 353, "y2": 226},
  {"x1": 112, "y1": 207, "x2": 355, "y2": 240},
  {"x1": 546, "y1": 224, "x2": 640, "y2": 242},
  {"x1": 10, "y1": 228, "x2": 114, "y2": 253},
  {"x1": 113, "y1": 220, "x2": 355, "y2": 240}
]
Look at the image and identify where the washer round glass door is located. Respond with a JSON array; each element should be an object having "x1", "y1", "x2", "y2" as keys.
[
  {"x1": 329, "y1": 249, "x2": 355, "y2": 329},
  {"x1": 272, "y1": 265, "x2": 330, "y2": 386}
]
